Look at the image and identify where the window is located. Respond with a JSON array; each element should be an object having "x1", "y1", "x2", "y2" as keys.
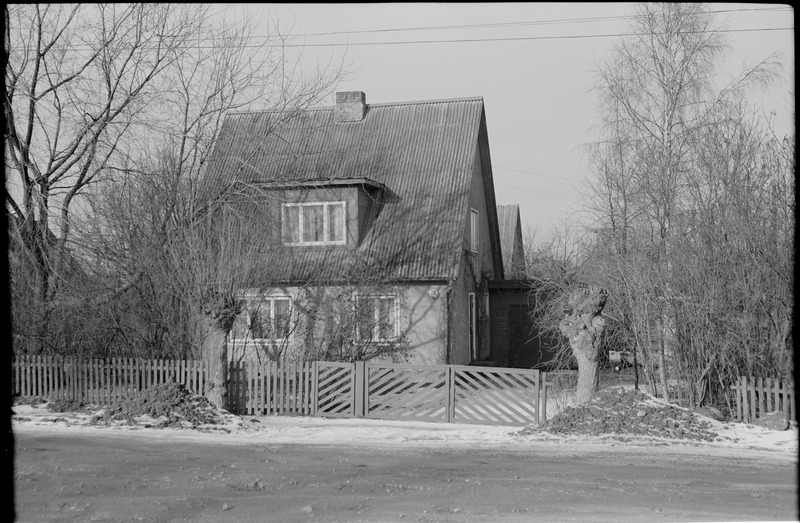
[
  {"x1": 470, "y1": 208, "x2": 479, "y2": 252},
  {"x1": 231, "y1": 296, "x2": 292, "y2": 343},
  {"x1": 283, "y1": 202, "x2": 346, "y2": 245},
  {"x1": 356, "y1": 296, "x2": 397, "y2": 342}
]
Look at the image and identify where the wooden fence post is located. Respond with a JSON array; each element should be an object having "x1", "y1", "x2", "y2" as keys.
[
  {"x1": 541, "y1": 372, "x2": 548, "y2": 423},
  {"x1": 267, "y1": 361, "x2": 274, "y2": 415},
  {"x1": 446, "y1": 366, "x2": 455, "y2": 423},
  {"x1": 736, "y1": 377, "x2": 742, "y2": 421},
  {"x1": 766, "y1": 377, "x2": 772, "y2": 415},
  {"x1": 533, "y1": 369, "x2": 541, "y2": 424},
  {"x1": 354, "y1": 362, "x2": 365, "y2": 418}
]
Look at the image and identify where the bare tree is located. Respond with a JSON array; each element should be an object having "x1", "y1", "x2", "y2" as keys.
[
  {"x1": 558, "y1": 286, "x2": 608, "y2": 404},
  {"x1": 6, "y1": 3, "x2": 345, "y2": 373},
  {"x1": 4, "y1": 4, "x2": 212, "y2": 353},
  {"x1": 585, "y1": 2, "x2": 791, "y2": 408}
]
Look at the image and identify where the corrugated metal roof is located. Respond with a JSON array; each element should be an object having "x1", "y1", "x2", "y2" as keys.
[
  {"x1": 202, "y1": 96, "x2": 489, "y2": 282},
  {"x1": 497, "y1": 204, "x2": 527, "y2": 279}
]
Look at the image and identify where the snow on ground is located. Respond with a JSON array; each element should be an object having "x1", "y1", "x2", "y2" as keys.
[{"x1": 11, "y1": 403, "x2": 798, "y2": 464}]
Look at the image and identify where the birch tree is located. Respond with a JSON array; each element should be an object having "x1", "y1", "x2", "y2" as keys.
[{"x1": 586, "y1": 2, "x2": 789, "y2": 406}]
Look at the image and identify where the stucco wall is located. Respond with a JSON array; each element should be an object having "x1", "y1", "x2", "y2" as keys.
[{"x1": 228, "y1": 283, "x2": 449, "y2": 365}]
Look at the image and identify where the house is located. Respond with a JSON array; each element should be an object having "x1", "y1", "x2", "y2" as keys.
[
  {"x1": 202, "y1": 91, "x2": 549, "y2": 366},
  {"x1": 488, "y1": 205, "x2": 559, "y2": 369},
  {"x1": 496, "y1": 204, "x2": 527, "y2": 280}
]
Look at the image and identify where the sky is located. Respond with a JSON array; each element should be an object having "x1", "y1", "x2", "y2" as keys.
[{"x1": 219, "y1": 3, "x2": 794, "y2": 241}]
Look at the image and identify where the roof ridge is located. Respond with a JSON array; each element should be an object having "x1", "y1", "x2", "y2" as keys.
[
  {"x1": 225, "y1": 95, "x2": 484, "y2": 116},
  {"x1": 369, "y1": 95, "x2": 484, "y2": 107}
]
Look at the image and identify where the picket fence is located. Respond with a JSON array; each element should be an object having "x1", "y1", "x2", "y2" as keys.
[
  {"x1": 729, "y1": 376, "x2": 795, "y2": 423},
  {"x1": 11, "y1": 355, "x2": 209, "y2": 406},
  {"x1": 12, "y1": 356, "x2": 548, "y2": 426}
]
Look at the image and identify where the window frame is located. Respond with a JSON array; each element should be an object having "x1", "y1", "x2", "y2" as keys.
[
  {"x1": 355, "y1": 294, "x2": 399, "y2": 343},
  {"x1": 470, "y1": 208, "x2": 479, "y2": 253},
  {"x1": 230, "y1": 295, "x2": 293, "y2": 344},
  {"x1": 282, "y1": 201, "x2": 347, "y2": 246}
]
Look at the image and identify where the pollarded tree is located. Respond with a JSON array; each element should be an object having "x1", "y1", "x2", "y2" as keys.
[{"x1": 558, "y1": 286, "x2": 608, "y2": 405}]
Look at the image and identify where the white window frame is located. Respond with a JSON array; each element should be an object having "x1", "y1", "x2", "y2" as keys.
[
  {"x1": 282, "y1": 201, "x2": 346, "y2": 246},
  {"x1": 230, "y1": 295, "x2": 293, "y2": 344},
  {"x1": 355, "y1": 295, "x2": 398, "y2": 343},
  {"x1": 470, "y1": 208, "x2": 479, "y2": 253}
]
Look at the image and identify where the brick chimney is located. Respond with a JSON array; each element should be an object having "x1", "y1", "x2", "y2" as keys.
[{"x1": 334, "y1": 91, "x2": 366, "y2": 123}]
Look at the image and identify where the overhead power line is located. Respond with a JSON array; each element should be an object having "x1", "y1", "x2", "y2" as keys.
[
  {"x1": 495, "y1": 184, "x2": 578, "y2": 196},
  {"x1": 279, "y1": 27, "x2": 794, "y2": 48},
  {"x1": 495, "y1": 166, "x2": 581, "y2": 182},
  {"x1": 9, "y1": 4, "x2": 793, "y2": 53},
  {"x1": 217, "y1": 5, "x2": 791, "y2": 40}
]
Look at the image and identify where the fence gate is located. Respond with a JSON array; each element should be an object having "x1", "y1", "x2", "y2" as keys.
[
  {"x1": 313, "y1": 362, "x2": 356, "y2": 418},
  {"x1": 452, "y1": 366, "x2": 544, "y2": 425},
  {"x1": 364, "y1": 363, "x2": 450, "y2": 423}
]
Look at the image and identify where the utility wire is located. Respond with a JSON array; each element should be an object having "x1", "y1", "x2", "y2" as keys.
[
  {"x1": 496, "y1": 166, "x2": 582, "y2": 182},
  {"x1": 216, "y1": 5, "x2": 791, "y2": 40},
  {"x1": 9, "y1": 5, "x2": 792, "y2": 52},
  {"x1": 495, "y1": 184, "x2": 578, "y2": 196},
  {"x1": 278, "y1": 27, "x2": 794, "y2": 49}
]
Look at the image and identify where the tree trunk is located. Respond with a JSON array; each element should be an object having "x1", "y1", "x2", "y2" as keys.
[
  {"x1": 197, "y1": 292, "x2": 241, "y2": 410},
  {"x1": 658, "y1": 346, "x2": 670, "y2": 402},
  {"x1": 572, "y1": 334, "x2": 600, "y2": 405},
  {"x1": 658, "y1": 320, "x2": 670, "y2": 402},
  {"x1": 559, "y1": 286, "x2": 608, "y2": 405},
  {"x1": 201, "y1": 316, "x2": 230, "y2": 410}
]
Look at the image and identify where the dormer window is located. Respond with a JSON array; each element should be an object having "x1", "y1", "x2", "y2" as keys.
[{"x1": 282, "y1": 201, "x2": 346, "y2": 245}]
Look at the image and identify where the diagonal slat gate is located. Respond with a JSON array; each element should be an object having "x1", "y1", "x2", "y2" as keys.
[
  {"x1": 225, "y1": 361, "x2": 545, "y2": 425},
  {"x1": 365, "y1": 363, "x2": 450, "y2": 422},
  {"x1": 452, "y1": 366, "x2": 543, "y2": 425},
  {"x1": 314, "y1": 362, "x2": 355, "y2": 417}
]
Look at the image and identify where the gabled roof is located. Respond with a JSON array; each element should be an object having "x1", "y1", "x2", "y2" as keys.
[
  {"x1": 202, "y1": 95, "x2": 500, "y2": 282},
  {"x1": 496, "y1": 204, "x2": 527, "y2": 279}
]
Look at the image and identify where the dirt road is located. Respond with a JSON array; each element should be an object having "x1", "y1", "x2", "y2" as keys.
[{"x1": 13, "y1": 426, "x2": 797, "y2": 522}]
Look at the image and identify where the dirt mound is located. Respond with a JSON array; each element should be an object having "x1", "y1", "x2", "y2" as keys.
[
  {"x1": 90, "y1": 382, "x2": 230, "y2": 429},
  {"x1": 520, "y1": 386, "x2": 719, "y2": 441}
]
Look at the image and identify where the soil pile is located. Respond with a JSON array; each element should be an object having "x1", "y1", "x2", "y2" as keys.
[
  {"x1": 18, "y1": 382, "x2": 235, "y2": 430},
  {"x1": 95, "y1": 381, "x2": 226, "y2": 428},
  {"x1": 520, "y1": 386, "x2": 719, "y2": 441}
]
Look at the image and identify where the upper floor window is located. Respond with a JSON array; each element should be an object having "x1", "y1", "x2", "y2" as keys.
[
  {"x1": 231, "y1": 296, "x2": 292, "y2": 343},
  {"x1": 470, "y1": 208, "x2": 479, "y2": 253},
  {"x1": 283, "y1": 201, "x2": 346, "y2": 245},
  {"x1": 355, "y1": 295, "x2": 397, "y2": 343}
]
